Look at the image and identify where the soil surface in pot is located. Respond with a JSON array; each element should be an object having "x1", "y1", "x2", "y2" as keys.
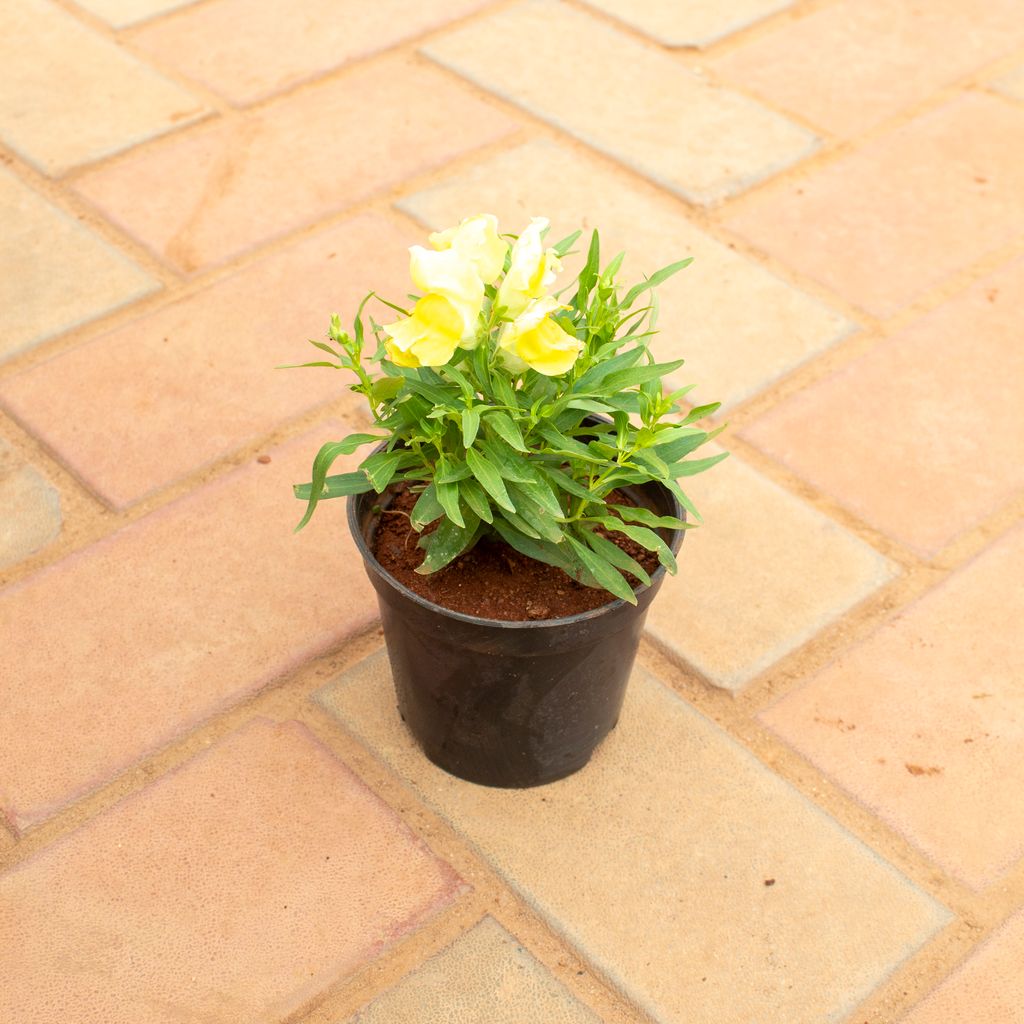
[{"x1": 371, "y1": 485, "x2": 661, "y2": 621}]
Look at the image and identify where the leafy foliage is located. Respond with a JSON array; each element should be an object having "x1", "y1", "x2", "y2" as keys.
[{"x1": 288, "y1": 225, "x2": 726, "y2": 604}]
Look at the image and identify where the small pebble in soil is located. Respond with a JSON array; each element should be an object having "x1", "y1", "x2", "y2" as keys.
[
  {"x1": 257, "y1": 454, "x2": 272, "y2": 464},
  {"x1": 764, "y1": 878, "x2": 776, "y2": 887}
]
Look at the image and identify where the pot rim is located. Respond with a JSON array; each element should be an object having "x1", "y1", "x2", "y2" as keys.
[{"x1": 346, "y1": 479, "x2": 685, "y2": 631}]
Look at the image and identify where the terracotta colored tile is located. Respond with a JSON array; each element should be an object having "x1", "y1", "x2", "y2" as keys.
[
  {"x1": 582, "y1": 0, "x2": 793, "y2": 47},
  {"x1": 347, "y1": 917, "x2": 599, "y2": 1023},
  {"x1": 723, "y1": 93, "x2": 1024, "y2": 318},
  {"x1": 0, "y1": 441, "x2": 61, "y2": 571},
  {"x1": 995, "y1": 64, "x2": 1024, "y2": 101},
  {"x1": 743, "y1": 259, "x2": 1024, "y2": 553},
  {"x1": 645, "y1": 450, "x2": 895, "y2": 690},
  {"x1": 320, "y1": 656, "x2": 947, "y2": 1024},
  {"x1": 0, "y1": 168, "x2": 157, "y2": 360},
  {"x1": 0, "y1": 426, "x2": 376, "y2": 831},
  {"x1": 0, "y1": 0, "x2": 207, "y2": 175},
  {"x1": 72, "y1": 0, "x2": 199, "y2": 28},
  {"x1": 0, "y1": 213, "x2": 409, "y2": 509},
  {"x1": 132, "y1": 0, "x2": 494, "y2": 105},
  {"x1": 712, "y1": 0, "x2": 1024, "y2": 136},
  {"x1": 73, "y1": 55, "x2": 517, "y2": 273},
  {"x1": 761, "y1": 525, "x2": 1024, "y2": 890},
  {"x1": 398, "y1": 138, "x2": 852, "y2": 411},
  {"x1": 900, "y1": 910, "x2": 1024, "y2": 1023},
  {"x1": 0, "y1": 718, "x2": 462, "y2": 1024},
  {"x1": 422, "y1": 0, "x2": 818, "y2": 206}
]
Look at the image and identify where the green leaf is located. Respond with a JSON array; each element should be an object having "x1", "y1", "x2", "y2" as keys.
[
  {"x1": 566, "y1": 536, "x2": 637, "y2": 604},
  {"x1": 608, "y1": 504, "x2": 688, "y2": 531},
  {"x1": 621, "y1": 257, "x2": 693, "y2": 309},
  {"x1": 416, "y1": 511, "x2": 480, "y2": 574},
  {"x1": 294, "y1": 439, "x2": 367, "y2": 531},
  {"x1": 601, "y1": 359, "x2": 685, "y2": 393},
  {"x1": 292, "y1": 471, "x2": 374, "y2": 502},
  {"x1": 410, "y1": 483, "x2": 443, "y2": 529},
  {"x1": 572, "y1": 345, "x2": 644, "y2": 393},
  {"x1": 370, "y1": 376, "x2": 403, "y2": 401},
  {"x1": 634, "y1": 447, "x2": 671, "y2": 479},
  {"x1": 501, "y1": 508, "x2": 542, "y2": 539},
  {"x1": 584, "y1": 529, "x2": 651, "y2": 587},
  {"x1": 506, "y1": 482, "x2": 564, "y2": 543},
  {"x1": 664, "y1": 478, "x2": 702, "y2": 524},
  {"x1": 466, "y1": 447, "x2": 516, "y2": 513},
  {"x1": 492, "y1": 374, "x2": 520, "y2": 412},
  {"x1": 435, "y1": 457, "x2": 472, "y2": 484},
  {"x1": 595, "y1": 518, "x2": 677, "y2": 574},
  {"x1": 458, "y1": 477, "x2": 493, "y2": 524},
  {"x1": 671, "y1": 452, "x2": 729, "y2": 476},
  {"x1": 406, "y1": 378, "x2": 463, "y2": 410},
  {"x1": 360, "y1": 450, "x2": 404, "y2": 491},
  {"x1": 461, "y1": 407, "x2": 481, "y2": 448},
  {"x1": 552, "y1": 228, "x2": 582, "y2": 256},
  {"x1": 276, "y1": 360, "x2": 342, "y2": 369},
  {"x1": 485, "y1": 410, "x2": 528, "y2": 452},
  {"x1": 435, "y1": 478, "x2": 464, "y2": 528},
  {"x1": 681, "y1": 401, "x2": 721, "y2": 424},
  {"x1": 491, "y1": 519, "x2": 572, "y2": 573},
  {"x1": 566, "y1": 398, "x2": 615, "y2": 414},
  {"x1": 652, "y1": 428, "x2": 708, "y2": 462},
  {"x1": 536, "y1": 423, "x2": 603, "y2": 462},
  {"x1": 540, "y1": 464, "x2": 597, "y2": 502}
]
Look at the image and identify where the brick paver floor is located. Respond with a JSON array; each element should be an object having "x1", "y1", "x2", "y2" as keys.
[{"x1": 1, "y1": 2, "x2": 1022, "y2": 1021}]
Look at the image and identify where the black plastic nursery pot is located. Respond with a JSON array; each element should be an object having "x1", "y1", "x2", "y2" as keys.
[{"x1": 348, "y1": 477, "x2": 685, "y2": 789}]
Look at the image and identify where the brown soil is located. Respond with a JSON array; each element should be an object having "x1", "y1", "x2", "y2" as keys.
[{"x1": 371, "y1": 485, "x2": 661, "y2": 621}]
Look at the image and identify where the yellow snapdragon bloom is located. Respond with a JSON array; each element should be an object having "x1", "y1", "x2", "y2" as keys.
[
  {"x1": 497, "y1": 217, "x2": 562, "y2": 319},
  {"x1": 382, "y1": 293, "x2": 466, "y2": 368},
  {"x1": 428, "y1": 213, "x2": 507, "y2": 286},
  {"x1": 499, "y1": 296, "x2": 582, "y2": 377}
]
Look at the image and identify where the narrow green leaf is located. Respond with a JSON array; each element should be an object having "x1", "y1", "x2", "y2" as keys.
[
  {"x1": 596, "y1": 518, "x2": 677, "y2": 574},
  {"x1": 602, "y1": 359, "x2": 685, "y2": 393},
  {"x1": 410, "y1": 483, "x2": 443, "y2": 529},
  {"x1": 458, "y1": 477, "x2": 493, "y2": 524},
  {"x1": 370, "y1": 376, "x2": 403, "y2": 401},
  {"x1": 506, "y1": 482, "x2": 564, "y2": 543},
  {"x1": 584, "y1": 529, "x2": 651, "y2": 587},
  {"x1": 416, "y1": 511, "x2": 480, "y2": 574},
  {"x1": 276, "y1": 360, "x2": 342, "y2": 369},
  {"x1": 540, "y1": 464, "x2": 597, "y2": 502},
  {"x1": 566, "y1": 398, "x2": 615, "y2": 414},
  {"x1": 435, "y1": 478, "x2": 464, "y2": 528},
  {"x1": 621, "y1": 257, "x2": 693, "y2": 309},
  {"x1": 466, "y1": 447, "x2": 516, "y2": 513},
  {"x1": 608, "y1": 504, "x2": 688, "y2": 531},
  {"x1": 360, "y1": 450, "x2": 403, "y2": 491},
  {"x1": 634, "y1": 447, "x2": 671, "y2": 479},
  {"x1": 461, "y1": 407, "x2": 481, "y2": 448},
  {"x1": 435, "y1": 458, "x2": 472, "y2": 484},
  {"x1": 671, "y1": 452, "x2": 730, "y2": 477},
  {"x1": 664, "y1": 478, "x2": 702, "y2": 524},
  {"x1": 566, "y1": 536, "x2": 637, "y2": 604},
  {"x1": 492, "y1": 519, "x2": 571, "y2": 573},
  {"x1": 485, "y1": 410, "x2": 528, "y2": 452},
  {"x1": 294, "y1": 439, "x2": 361, "y2": 530},
  {"x1": 681, "y1": 401, "x2": 721, "y2": 424},
  {"x1": 292, "y1": 471, "x2": 374, "y2": 502},
  {"x1": 552, "y1": 228, "x2": 582, "y2": 256}
]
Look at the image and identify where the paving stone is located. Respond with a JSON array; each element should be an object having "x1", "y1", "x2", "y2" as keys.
[
  {"x1": 0, "y1": 212, "x2": 410, "y2": 509},
  {"x1": 0, "y1": 0, "x2": 207, "y2": 175},
  {"x1": 742, "y1": 259, "x2": 1024, "y2": 554},
  {"x1": 422, "y1": 0, "x2": 818, "y2": 206},
  {"x1": 994, "y1": 64, "x2": 1024, "y2": 101},
  {"x1": 761, "y1": 525, "x2": 1024, "y2": 891},
  {"x1": 723, "y1": 93, "x2": 1024, "y2": 318},
  {"x1": 581, "y1": 0, "x2": 794, "y2": 48},
  {"x1": 0, "y1": 440, "x2": 61, "y2": 570},
  {"x1": 0, "y1": 718, "x2": 462, "y2": 1024},
  {"x1": 132, "y1": 0, "x2": 494, "y2": 105},
  {"x1": 73, "y1": 55, "x2": 517, "y2": 274},
  {"x1": 0, "y1": 426, "x2": 375, "y2": 831},
  {"x1": 645, "y1": 450, "x2": 895, "y2": 690},
  {"x1": 0, "y1": 168, "x2": 158, "y2": 361},
  {"x1": 72, "y1": 0, "x2": 199, "y2": 27},
  {"x1": 398, "y1": 138, "x2": 852, "y2": 410},
  {"x1": 712, "y1": 0, "x2": 1024, "y2": 137},
  {"x1": 900, "y1": 910, "x2": 1024, "y2": 1023},
  {"x1": 320, "y1": 656, "x2": 947, "y2": 1024},
  {"x1": 345, "y1": 917, "x2": 600, "y2": 1023}
]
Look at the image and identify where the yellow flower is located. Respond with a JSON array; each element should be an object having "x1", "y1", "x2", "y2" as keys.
[
  {"x1": 428, "y1": 214, "x2": 506, "y2": 286},
  {"x1": 496, "y1": 217, "x2": 562, "y2": 319},
  {"x1": 499, "y1": 297, "x2": 582, "y2": 377},
  {"x1": 408, "y1": 244, "x2": 484, "y2": 347},
  {"x1": 382, "y1": 293, "x2": 465, "y2": 368}
]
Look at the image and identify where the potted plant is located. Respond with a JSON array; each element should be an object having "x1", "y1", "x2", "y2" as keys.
[{"x1": 289, "y1": 214, "x2": 725, "y2": 787}]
